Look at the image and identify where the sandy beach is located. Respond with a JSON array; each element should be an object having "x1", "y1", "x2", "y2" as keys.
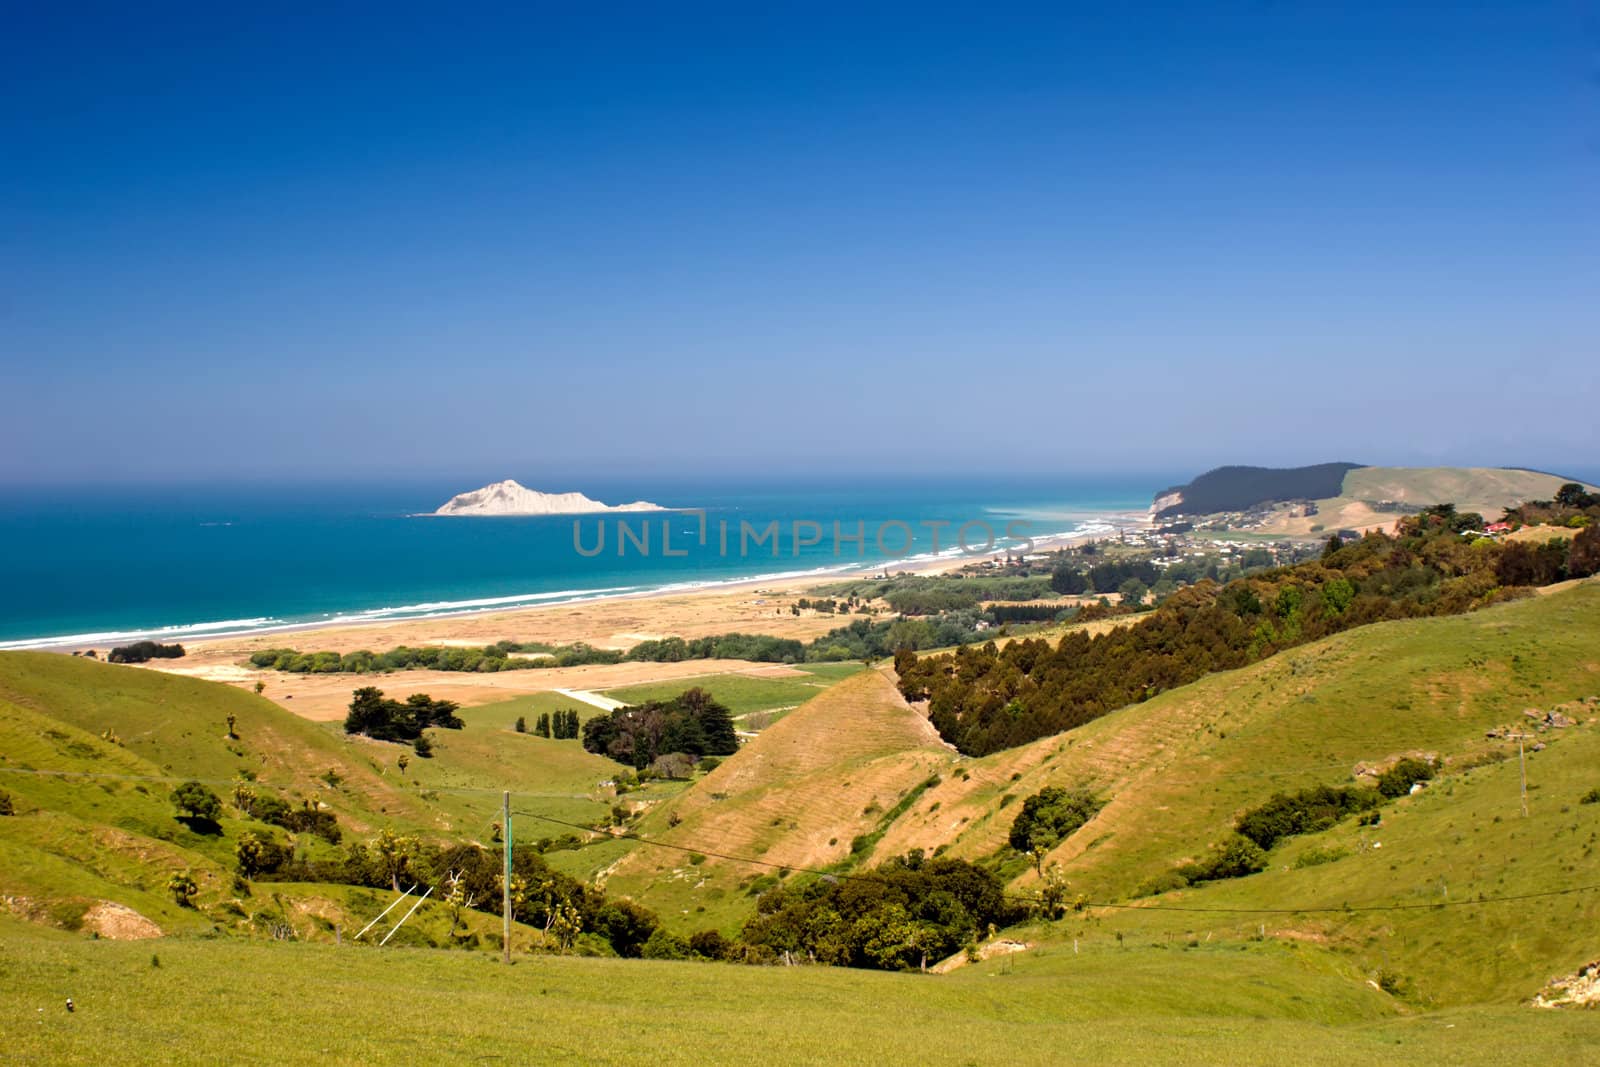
[{"x1": 115, "y1": 521, "x2": 1146, "y2": 721}]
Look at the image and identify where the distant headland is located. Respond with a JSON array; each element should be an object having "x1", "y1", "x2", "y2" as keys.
[
  {"x1": 1152, "y1": 463, "x2": 1598, "y2": 538},
  {"x1": 430, "y1": 479, "x2": 667, "y2": 517}
]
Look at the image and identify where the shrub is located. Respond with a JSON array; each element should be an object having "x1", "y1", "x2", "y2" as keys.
[
  {"x1": 688, "y1": 929, "x2": 734, "y2": 961},
  {"x1": 1377, "y1": 757, "x2": 1435, "y2": 798},
  {"x1": 741, "y1": 853, "x2": 1017, "y2": 972},
  {"x1": 235, "y1": 832, "x2": 291, "y2": 878},
  {"x1": 1008, "y1": 785, "x2": 1102, "y2": 854},
  {"x1": 168, "y1": 872, "x2": 199, "y2": 907},
  {"x1": 1135, "y1": 871, "x2": 1191, "y2": 897},
  {"x1": 0, "y1": 789, "x2": 13, "y2": 816},
  {"x1": 1580, "y1": 787, "x2": 1600, "y2": 805},
  {"x1": 1235, "y1": 785, "x2": 1381, "y2": 850},
  {"x1": 1294, "y1": 845, "x2": 1349, "y2": 869},
  {"x1": 639, "y1": 928, "x2": 692, "y2": 960},
  {"x1": 170, "y1": 780, "x2": 222, "y2": 822},
  {"x1": 594, "y1": 900, "x2": 660, "y2": 957},
  {"x1": 1176, "y1": 834, "x2": 1268, "y2": 884},
  {"x1": 647, "y1": 752, "x2": 696, "y2": 780}
]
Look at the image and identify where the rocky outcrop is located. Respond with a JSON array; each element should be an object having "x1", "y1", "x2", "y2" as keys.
[
  {"x1": 1533, "y1": 960, "x2": 1600, "y2": 1008},
  {"x1": 431, "y1": 480, "x2": 665, "y2": 516}
]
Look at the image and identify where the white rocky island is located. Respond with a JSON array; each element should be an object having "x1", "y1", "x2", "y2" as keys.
[{"x1": 431, "y1": 479, "x2": 666, "y2": 516}]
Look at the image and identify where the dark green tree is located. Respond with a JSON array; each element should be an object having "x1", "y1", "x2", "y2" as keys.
[
  {"x1": 170, "y1": 780, "x2": 222, "y2": 822},
  {"x1": 1008, "y1": 785, "x2": 1102, "y2": 859},
  {"x1": 595, "y1": 900, "x2": 659, "y2": 958},
  {"x1": 1555, "y1": 482, "x2": 1593, "y2": 508}
]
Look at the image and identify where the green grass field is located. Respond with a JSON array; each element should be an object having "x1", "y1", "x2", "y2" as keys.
[
  {"x1": 5, "y1": 917, "x2": 1596, "y2": 1066},
  {"x1": 599, "y1": 665, "x2": 861, "y2": 734},
  {"x1": 600, "y1": 670, "x2": 842, "y2": 716}
]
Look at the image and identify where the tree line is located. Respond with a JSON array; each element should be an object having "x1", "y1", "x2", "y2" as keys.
[
  {"x1": 109, "y1": 640, "x2": 186, "y2": 663},
  {"x1": 248, "y1": 609, "x2": 1013, "y2": 677},
  {"x1": 528, "y1": 708, "x2": 581, "y2": 739},
  {"x1": 897, "y1": 508, "x2": 1600, "y2": 757}
]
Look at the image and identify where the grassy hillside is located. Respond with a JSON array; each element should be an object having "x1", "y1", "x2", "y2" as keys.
[
  {"x1": 1254, "y1": 466, "x2": 1598, "y2": 536},
  {"x1": 1343, "y1": 466, "x2": 1595, "y2": 518},
  {"x1": 6, "y1": 584, "x2": 1600, "y2": 1057},
  {"x1": 599, "y1": 669, "x2": 955, "y2": 933},
  {"x1": 0, "y1": 649, "x2": 883, "y2": 939},
  {"x1": 6, "y1": 917, "x2": 1597, "y2": 1066},
  {"x1": 0, "y1": 652, "x2": 436, "y2": 832},
  {"x1": 865, "y1": 581, "x2": 1600, "y2": 1004},
  {"x1": 0, "y1": 655, "x2": 650, "y2": 935}
]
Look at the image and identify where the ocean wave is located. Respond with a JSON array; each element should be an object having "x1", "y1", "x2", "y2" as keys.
[
  {"x1": 339, "y1": 585, "x2": 646, "y2": 619},
  {"x1": 0, "y1": 617, "x2": 283, "y2": 651}
]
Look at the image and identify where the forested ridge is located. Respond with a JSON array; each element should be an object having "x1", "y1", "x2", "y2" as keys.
[
  {"x1": 1155, "y1": 462, "x2": 1361, "y2": 517},
  {"x1": 897, "y1": 509, "x2": 1600, "y2": 756}
]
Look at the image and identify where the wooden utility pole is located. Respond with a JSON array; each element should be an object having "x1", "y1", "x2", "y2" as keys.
[
  {"x1": 1514, "y1": 734, "x2": 1530, "y2": 817},
  {"x1": 502, "y1": 790, "x2": 512, "y2": 963}
]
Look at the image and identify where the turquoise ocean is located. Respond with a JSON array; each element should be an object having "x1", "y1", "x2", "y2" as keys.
[{"x1": 0, "y1": 476, "x2": 1163, "y2": 648}]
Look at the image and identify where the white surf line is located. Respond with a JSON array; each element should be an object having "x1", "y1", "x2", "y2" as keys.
[{"x1": 552, "y1": 688, "x2": 628, "y2": 711}]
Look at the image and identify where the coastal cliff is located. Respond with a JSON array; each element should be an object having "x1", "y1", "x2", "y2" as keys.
[{"x1": 432, "y1": 479, "x2": 665, "y2": 516}]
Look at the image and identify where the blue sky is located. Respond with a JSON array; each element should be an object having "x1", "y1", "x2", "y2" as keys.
[{"x1": 3, "y1": 2, "x2": 1596, "y2": 484}]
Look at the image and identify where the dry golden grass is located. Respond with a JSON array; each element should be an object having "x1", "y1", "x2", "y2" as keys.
[
  {"x1": 601, "y1": 669, "x2": 954, "y2": 929},
  {"x1": 171, "y1": 658, "x2": 816, "y2": 722}
]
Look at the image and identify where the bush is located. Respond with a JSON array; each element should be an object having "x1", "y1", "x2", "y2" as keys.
[
  {"x1": 170, "y1": 780, "x2": 222, "y2": 822},
  {"x1": 1008, "y1": 785, "x2": 1102, "y2": 854},
  {"x1": 741, "y1": 853, "x2": 1017, "y2": 972},
  {"x1": 594, "y1": 900, "x2": 660, "y2": 958},
  {"x1": 0, "y1": 789, "x2": 13, "y2": 816},
  {"x1": 1293, "y1": 845, "x2": 1349, "y2": 869},
  {"x1": 639, "y1": 928, "x2": 692, "y2": 960},
  {"x1": 647, "y1": 752, "x2": 696, "y2": 780},
  {"x1": 1176, "y1": 834, "x2": 1268, "y2": 884},
  {"x1": 688, "y1": 929, "x2": 734, "y2": 961},
  {"x1": 1134, "y1": 871, "x2": 1191, "y2": 897},
  {"x1": 1580, "y1": 787, "x2": 1600, "y2": 805},
  {"x1": 235, "y1": 832, "x2": 292, "y2": 878},
  {"x1": 1377, "y1": 757, "x2": 1435, "y2": 798},
  {"x1": 167, "y1": 872, "x2": 199, "y2": 907},
  {"x1": 1234, "y1": 785, "x2": 1380, "y2": 850}
]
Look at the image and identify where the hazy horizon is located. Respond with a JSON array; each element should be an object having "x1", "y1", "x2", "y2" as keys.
[{"x1": 5, "y1": 4, "x2": 1595, "y2": 484}]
